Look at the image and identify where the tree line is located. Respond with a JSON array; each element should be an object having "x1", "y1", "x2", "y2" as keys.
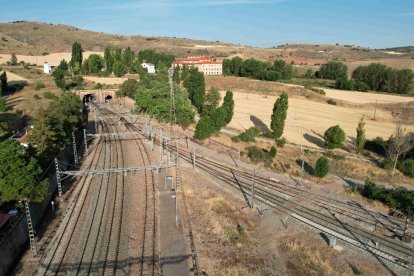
[
  {"x1": 314, "y1": 60, "x2": 414, "y2": 94},
  {"x1": 223, "y1": 57, "x2": 294, "y2": 81},
  {"x1": 52, "y1": 42, "x2": 176, "y2": 90},
  {"x1": 0, "y1": 92, "x2": 84, "y2": 205}
]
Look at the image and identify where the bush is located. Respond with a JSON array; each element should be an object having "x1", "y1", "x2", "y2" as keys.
[
  {"x1": 324, "y1": 125, "x2": 345, "y2": 149},
  {"x1": 238, "y1": 127, "x2": 260, "y2": 142},
  {"x1": 34, "y1": 81, "x2": 45, "y2": 90},
  {"x1": 0, "y1": 98, "x2": 6, "y2": 112},
  {"x1": 194, "y1": 116, "x2": 216, "y2": 140},
  {"x1": 43, "y1": 91, "x2": 58, "y2": 100},
  {"x1": 314, "y1": 157, "x2": 330, "y2": 178},
  {"x1": 247, "y1": 146, "x2": 275, "y2": 163},
  {"x1": 94, "y1": 83, "x2": 103, "y2": 89},
  {"x1": 33, "y1": 95, "x2": 41, "y2": 100},
  {"x1": 326, "y1": 99, "x2": 337, "y2": 105},
  {"x1": 276, "y1": 137, "x2": 287, "y2": 147},
  {"x1": 399, "y1": 159, "x2": 414, "y2": 178},
  {"x1": 269, "y1": 146, "x2": 277, "y2": 158}
]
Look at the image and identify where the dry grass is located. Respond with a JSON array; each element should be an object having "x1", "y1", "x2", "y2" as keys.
[
  {"x1": 0, "y1": 52, "x2": 102, "y2": 66},
  {"x1": 219, "y1": 90, "x2": 414, "y2": 149},
  {"x1": 280, "y1": 235, "x2": 344, "y2": 276},
  {"x1": 321, "y1": 87, "x2": 414, "y2": 104}
]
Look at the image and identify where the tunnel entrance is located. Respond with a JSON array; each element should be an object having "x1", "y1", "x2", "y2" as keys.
[
  {"x1": 84, "y1": 94, "x2": 95, "y2": 103},
  {"x1": 105, "y1": 95, "x2": 113, "y2": 102}
]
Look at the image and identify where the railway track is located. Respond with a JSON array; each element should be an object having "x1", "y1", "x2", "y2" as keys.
[
  {"x1": 34, "y1": 104, "x2": 137, "y2": 275},
  {"x1": 122, "y1": 116, "x2": 413, "y2": 272},
  {"x1": 103, "y1": 107, "x2": 159, "y2": 275}
]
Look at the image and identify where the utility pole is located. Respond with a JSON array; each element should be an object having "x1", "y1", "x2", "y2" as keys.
[
  {"x1": 72, "y1": 132, "x2": 78, "y2": 166},
  {"x1": 251, "y1": 168, "x2": 256, "y2": 209},
  {"x1": 83, "y1": 128, "x2": 88, "y2": 156},
  {"x1": 300, "y1": 124, "x2": 305, "y2": 184},
  {"x1": 24, "y1": 198, "x2": 38, "y2": 257},
  {"x1": 55, "y1": 158, "x2": 63, "y2": 197},
  {"x1": 192, "y1": 149, "x2": 196, "y2": 170},
  {"x1": 160, "y1": 128, "x2": 163, "y2": 162},
  {"x1": 373, "y1": 100, "x2": 378, "y2": 120}
]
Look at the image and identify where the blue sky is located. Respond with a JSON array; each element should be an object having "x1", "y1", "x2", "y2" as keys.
[{"x1": 1, "y1": 0, "x2": 413, "y2": 48}]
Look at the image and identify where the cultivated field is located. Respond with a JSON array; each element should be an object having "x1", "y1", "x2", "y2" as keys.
[
  {"x1": 222, "y1": 90, "x2": 414, "y2": 148},
  {"x1": 0, "y1": 52, "x2": 102, "y2": 66},
  {"x1": 320, "y1": 87, "x2": 414, "y2": 104}
]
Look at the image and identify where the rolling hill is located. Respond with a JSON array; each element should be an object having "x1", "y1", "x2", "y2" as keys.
[{"x1": 0, "y1": 21, "x2": 413, "y2": 70}]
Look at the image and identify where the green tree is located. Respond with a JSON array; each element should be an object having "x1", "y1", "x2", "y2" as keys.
[
  {"x1": 270, "y1": 92, "x2": 288, "y2": 139},
  {"x1": 29, "y1": 93, "x2": 83, "y2": 161},
  {"x1": 0, "y1": 140, "x2": 49, "y2": 202},
  {"x1": 356, "y1": 117, "x2": 366, "y2": 154},
  {"x1": 104, "y1": 47, "x2": 114, "y2": 73},
  {"x1": 10, "y1": 53, "x2": 18, "y2": 65},
  {"x1": 324, "y1": 125, "x2": 346, "y2": 149},
  {"x1": 222, "y1": 90, "x2": 234, "y2": 125},
  {"x1": 304, "y1": 68, "x2": 314, "y2": 79},
  {"x1": 123, "y1": 47, "x2": 135, "y2": 73},
  {"x1": 173, "y1": 66, "x2": 181, "y2": 84},
  {"x1": 184, "y1": 68, "x2": 205, "y2": 113},
  {"x1": 113, "y1": 59, "x2": 126, "y2": 77},
  {"x1": 0, "y1": 71, "x2": 7, "y2": 92},
  {"x1": 315, "y1": 156, "x2": 330, "y2": 178},
  {"x1": 317, "y1": 61, "x2": 348, "y2": 80},
  {"x1": 203, "y1": 87, "x2": 221, "y2": 115},
  {"x1": 57, "y1": 59, "x2": 69, "y2": 72},
  {"x1": 118, "y1": 78, "x2": 138, "y2": 97},
  {"x1": 52, "y1": 68, "x2": 65, "y2": 90},
  {"x1": 194, "y1": 116, "x2": 216, "y2": 140},
  {"x1": 86, "y1": 54, "x2": 104, "y2": 74},
  {"x1": 181, "y1": 64, "x2": 189, "y2": 81},
  {"x1": 70, "y1": 42, "x2": 83, "y2": 74}
]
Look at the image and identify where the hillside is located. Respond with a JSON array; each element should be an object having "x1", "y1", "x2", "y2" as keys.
[{"x1": 1, "y1": 21, "x2": 414, "y2": 71}]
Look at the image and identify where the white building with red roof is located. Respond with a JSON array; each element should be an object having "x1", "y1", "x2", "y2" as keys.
[{"x1": 173, "y1": 56, "x2": 222, "y2": 75}]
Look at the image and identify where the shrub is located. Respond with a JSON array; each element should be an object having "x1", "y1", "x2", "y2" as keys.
[
  {"x1": 33, "y1": 95, "x2": 41, "y2": 100},
  {"x1": 238, "y1": 127, "x2": 260, "y2": 142},
  {"x1": 194, "y1": 116, "x2": 216, "y2": 140},
  {"x1": 324, "y1": 125, "x2": 345, "y2": 149},
  {"x1": 399, "y1": 159, "x2": 414, "y2": 178},
  {"x1": 43, "y1": 91, "x2": 58, "y2": 100},
  {"x1": 247, "y1": 146, "x2": 268, "y2": 163},
  {"x1": 94, "y1": 83, "x2": 103, "y2": 89},
  {"x1": 0, "y1": 98, "x2": 6, "y2": 112},
  {"x1": 314, "y1": 157, "x2": 330, "y2": 178},
  {"x1": 276, "y1": 137, "x2": 287, "y2": 147},
  {"x1": 269, "y1": 146, "x2": 277, "y2": 158},
  {"x1": 327, "y1": 99, "x2": 337, "y2": 105},
  {"x1": 34, "y1": 81, "x2": 45, "y2": 90},
  {"x1": 247, "y1": 146, "x2": 275, "y2": 163}
]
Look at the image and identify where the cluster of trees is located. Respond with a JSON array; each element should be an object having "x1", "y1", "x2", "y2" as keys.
[
  {"x1": 223, "y1": 57, "x2": 294, "y2": 81},
  {"x1": 0, "y1": 71, "x2": 7, "y2": 112},
  {"x1": 137, "y1": 49, "x2": 175, "y2": 69},
  {"x1": 315, "y1": 61, "x2": 348, "y2": 80},
  {"x1": 134, "y1": 73, "x2": 195, "y2": 127},
  {"x1": 352, "y1": 63, "x2": 414, "y2": 94},
  {"x1": 29, "y1": 93, "x2": 84, "y2": 165},
  {"x1": 315, "y1": 60, "x2": 414, "y2": 94},
  {"x1": 193, "y1": 88, "x2": 234, "y2": 140},
  {"x1": 0, "y1": 92, "x2": 84, "y2": 204},
  {"x1": 362, "y1": 178, "x2": 414, "y2": 214}
]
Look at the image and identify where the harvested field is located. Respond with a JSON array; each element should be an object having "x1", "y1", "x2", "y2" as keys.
[
  {"x1": 83, "y1": 76, "x2": 132, "y2": 85},
  {"x1": 321, "y1": 87, "x2": 414, "y2": 104},
  {"x1": 0, "y1": 52, "x2": 103, "y2": 66},
  {"x1": 221, "y1": 90, "x2": 414, "y2": 148}
]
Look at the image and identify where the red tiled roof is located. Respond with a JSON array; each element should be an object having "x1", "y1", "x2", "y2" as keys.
[{"x1": 18, "y1": 130, "x2": 32, "y2": 144}]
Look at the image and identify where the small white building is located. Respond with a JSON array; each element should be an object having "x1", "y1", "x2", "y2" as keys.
[
  {"x1": 43, "y1": 62, "x2": 52, "y2": 74},
  {"x1": 141, "y1": 62, "x2": 156, "y2": 74}
]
